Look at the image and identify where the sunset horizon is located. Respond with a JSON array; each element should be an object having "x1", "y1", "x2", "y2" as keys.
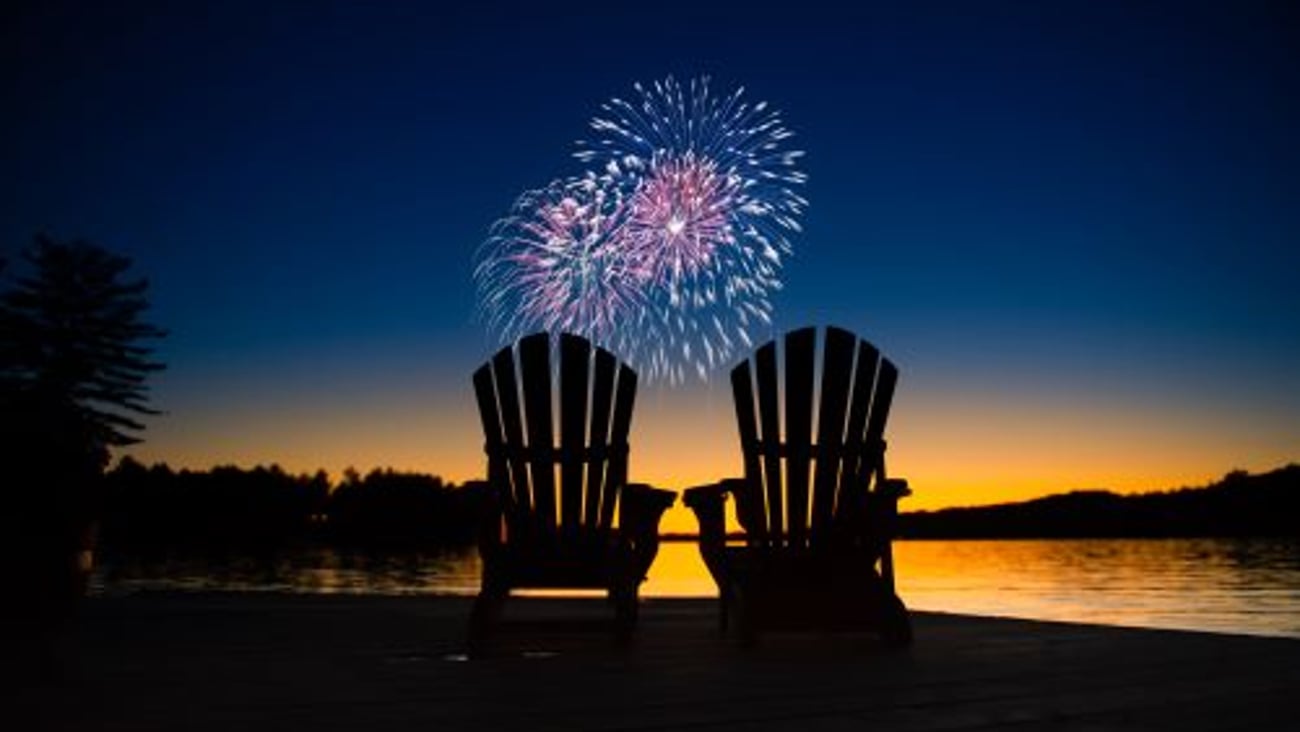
[{"x1": 119, "y1": 371, "x2": 1296, "y2": 519}]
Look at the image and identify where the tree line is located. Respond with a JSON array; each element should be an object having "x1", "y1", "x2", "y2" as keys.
[{"x1": 100, "y1": 458, "x2": 485, "y2": 552}]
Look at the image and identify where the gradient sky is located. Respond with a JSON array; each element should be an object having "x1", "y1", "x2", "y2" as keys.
[{"x1": 4, "y1": 1, "x2": 1298, "y2": 523}]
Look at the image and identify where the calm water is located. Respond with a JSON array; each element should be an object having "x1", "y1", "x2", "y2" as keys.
[{"x1": 92, "y1": 538, "x2": 1300, "y2": 638}]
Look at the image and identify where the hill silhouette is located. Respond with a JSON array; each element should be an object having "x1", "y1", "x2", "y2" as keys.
[{"x1": 899, "y1": 465, "x2": 1300, "y2": 539}]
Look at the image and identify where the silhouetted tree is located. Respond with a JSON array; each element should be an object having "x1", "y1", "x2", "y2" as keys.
[
  {"x1": 326, "y1": 467, "x2": 464, "y2": 547},
  {"x1": 1, "y1": 234, "x2": 165, "y2": 452},
  {"x1": 0, "y1": 234, "x2": 165, "y2": 629}
]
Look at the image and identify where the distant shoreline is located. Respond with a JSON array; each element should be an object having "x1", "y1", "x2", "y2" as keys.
[{"x1": 663, "y1": 464, "x2": 1300, "y2": 541}]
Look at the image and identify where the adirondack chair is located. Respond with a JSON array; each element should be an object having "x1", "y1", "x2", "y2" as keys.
[
  {"x1": 469, "y1": 332, "x2": 676, "y2": 643},
  {"x1": 683, "y1": 326, "x2": 913, "y2": 646}
]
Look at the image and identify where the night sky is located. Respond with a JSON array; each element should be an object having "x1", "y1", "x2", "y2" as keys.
[{"x1": 5, "y1": 1, "x2": 1297, "y2": 517}]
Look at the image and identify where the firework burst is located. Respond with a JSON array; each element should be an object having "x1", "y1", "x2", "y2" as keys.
[
  {"x1": 474, "y1": 176, "x2": 647, "y2": 347},
  {"x1": 476, "y1": 76, "x2": 806, "y2": 384}
]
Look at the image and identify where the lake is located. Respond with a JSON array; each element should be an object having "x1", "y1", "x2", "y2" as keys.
[{"x1": 92, "y1": 537, "x2": 1300, "y2": 638}]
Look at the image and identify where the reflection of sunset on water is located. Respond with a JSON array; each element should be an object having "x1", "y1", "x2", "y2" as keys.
[
  {"x1": 515, "y1": 538, "x2": 1300, "y2": 638},
  {"x1": 888, "y1": 539, "x2": 1300, "y2": 638}
]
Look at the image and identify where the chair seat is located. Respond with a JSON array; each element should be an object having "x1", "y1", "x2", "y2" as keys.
[
  {"x1": 719, "y1": 545, "x2": 885, "y2": 589},
  {"x1": 717, "y1": 546, "x2": 898, "y2": 631}
]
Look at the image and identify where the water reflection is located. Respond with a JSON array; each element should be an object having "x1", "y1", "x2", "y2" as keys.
[
  {"x1": 93, "y1": 538, "x2": 1300, "y2": 638},
  {"x1": 93, "y1": 548, "x2": 482, "y2": 596},
  {"x1": 891, "y1": 538, "x2": 1300, "y2": 638}
]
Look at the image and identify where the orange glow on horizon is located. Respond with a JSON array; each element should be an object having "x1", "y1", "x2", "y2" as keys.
[
  {"x1": 124, "y1": 358, "x2": 1300, "y2": 535},
  {"x1": 126, "y1": 375, "x2": 1298, "y2": 535}
]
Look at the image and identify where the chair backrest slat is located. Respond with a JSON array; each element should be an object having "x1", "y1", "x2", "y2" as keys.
[
  {"x1": 811, "y1": 326, "x2": 856, "y2": 543},
  {"x1": 519, "y1": 333, "x2": 556, "y2": 535},
  {"x1": 837, "y1": 340, "x2": 882, "y2": 524},
  {"x1": 858, "y1": 358, "x2": 898, "y2": 488},
  {"x1": 730, "y1": 362, "x2": 767, "y2": 544},
  {"x1": 754, "y1": 341, "x2": 783, "y2": 546},
  {"x1": 601, "y1": 364, "x2": 637, "y2": 528},
  {"x1": 783, "y1": 327, "x2": 816, "y2": 550},
  {"x1": 585, "y1": 348, "x2": 616, "y2": 527},
  {"x1": 473, "y1": 365, "x2": 517, "y2": 534},
  {"x1": 559, "y1": 334, "x2": 590, "y2": 534},
  {"x1": 491, "y1": 348, "x2": 530, "y2": 524}
]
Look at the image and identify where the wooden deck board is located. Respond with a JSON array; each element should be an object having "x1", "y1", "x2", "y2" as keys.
[{"x1": 8, "y1": 595, "x2": 1298, "y2": 731}]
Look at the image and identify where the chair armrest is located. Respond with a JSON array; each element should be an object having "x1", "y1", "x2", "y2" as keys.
[
  {"x1": 682, "y1": 481, "x2": 729, "y2": 509},
  {"x1": 878, "y1": 478, "x2": 909, "y2": 507},
  {"x1": 837, "y1": 477, "x2": 911, "y2": 539},
  {"x1": 620, "y1": 483, "x2": 677, "y2": 538},
  {"x1": 874, "y1": 477, "x2": 909, "y2": 592},
  {"x1": 618, "y1": 484, "x2": 676, "y2": 584},
  {"x1": 869, "y1": 477, "x2": 910, "y2": 539},
  {"x1": 683, "y1": 479, "x2": 743, "y2": 546},
  {"x1": 879, "y1": 478, "x2": 912, "y2": 502}
]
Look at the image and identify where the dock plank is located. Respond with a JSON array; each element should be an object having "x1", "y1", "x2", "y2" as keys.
[{"x1": 7, "y1": 595, "x2": 1298, "y2": 731}]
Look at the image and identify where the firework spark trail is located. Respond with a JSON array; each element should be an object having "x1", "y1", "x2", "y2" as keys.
[{"x1": 476, "y1": 76, "x2": 806, "y2": 384}]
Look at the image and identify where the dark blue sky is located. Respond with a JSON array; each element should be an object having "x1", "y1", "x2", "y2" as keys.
[{"x1": 4, "y1": 0, "x2": 1297, "y2": 507}]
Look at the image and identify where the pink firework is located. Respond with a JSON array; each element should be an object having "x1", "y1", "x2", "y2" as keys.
[
  {"x1": 623, "y1": 152, "x2": 739, "y2": 285},
  {"x1": 476, "y1": 179, "x2": 646, "y2": 344}
]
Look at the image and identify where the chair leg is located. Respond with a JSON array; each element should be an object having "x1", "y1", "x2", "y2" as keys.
[
  {"x1": 732, "y1": 585, "x2": 758, "y2": 647},
  {"x1": 612, "y1": 585, "x2": 638, "y2": 644},
  {"x1": 879, "y1": 593, "x2": 913, "y2": 648},
  {"x1": 467, "y1": 583, "x2": 508, "y2": 655}
]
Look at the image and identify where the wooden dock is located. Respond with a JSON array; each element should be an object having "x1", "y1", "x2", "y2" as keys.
[{"x1": 10, "y1": 594, "x2": 1299, "y2": 730}]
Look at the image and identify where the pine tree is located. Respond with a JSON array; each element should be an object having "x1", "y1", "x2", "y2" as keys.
[
  {"x1": 1, "y1": 234, "x2": 166, "y2": 460},
  {"x1": 1, "y1": 235, "x2": 165, "y2": 622}
]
